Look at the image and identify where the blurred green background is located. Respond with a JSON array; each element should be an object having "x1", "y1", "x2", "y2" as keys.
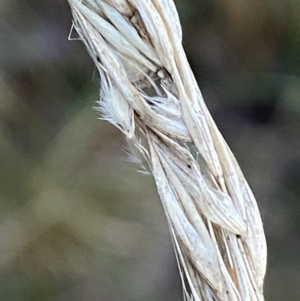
[{"x1": 1, "y1": 0, "x2": 300, "y2": 300}]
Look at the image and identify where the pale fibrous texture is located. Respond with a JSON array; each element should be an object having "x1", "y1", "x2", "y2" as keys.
[{"x1": 67, "y1": 1, "x2": 267, "y2": 300}]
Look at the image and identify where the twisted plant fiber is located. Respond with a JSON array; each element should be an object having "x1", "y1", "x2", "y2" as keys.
[{"x1": 67, "y1": 1, "x2": 267, "y2": 300}]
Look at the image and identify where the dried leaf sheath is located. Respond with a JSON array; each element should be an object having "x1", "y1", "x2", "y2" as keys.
[{"x1": 67, "y1": 1, "x2": 267, "y2": 300}]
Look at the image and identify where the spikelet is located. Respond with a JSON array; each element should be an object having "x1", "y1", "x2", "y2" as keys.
[
  {"x1": 97, "y1": 75, "x2": 135, "y2": 138},
  {"x1": 67, "y1": 1, "x2": 267, "y2": 300}
]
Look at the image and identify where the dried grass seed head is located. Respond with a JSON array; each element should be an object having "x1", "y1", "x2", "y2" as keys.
[{"x1": 67, "y1": 1, "x2": 267, "y2": 300}]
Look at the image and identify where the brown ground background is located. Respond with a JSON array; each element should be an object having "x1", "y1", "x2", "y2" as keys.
[{"x1": 1, "y1": 0, "x2": 300, "y2": 300}]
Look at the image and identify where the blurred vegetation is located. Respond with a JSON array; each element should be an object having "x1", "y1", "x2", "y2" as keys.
[{"x1": 0, "y1": 0, "x2": 300, "y2": 300}]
